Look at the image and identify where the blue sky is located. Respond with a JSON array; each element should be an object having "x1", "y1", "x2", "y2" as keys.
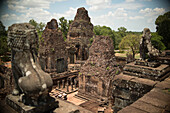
[{"x1": 0, "y1": 0, "x2": 170, "y2": 31}]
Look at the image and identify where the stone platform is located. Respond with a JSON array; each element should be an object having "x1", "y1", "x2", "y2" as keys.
[
  {"x1": 6, "y1": 94, "x2": 59, "y2": 113},
  {"x1": 112, "y1": 73, "x2": 155, "y2": 112},
  {"x1": 123, "y1": 61, "x2": 170, "y2": 81},
  {"x1": 118, "y1": 76, "x2": 170, "y2": 113}
]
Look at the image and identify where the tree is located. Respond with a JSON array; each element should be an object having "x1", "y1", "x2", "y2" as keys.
[
  {"x1": 155, "y1": 11, "x2": 170, "y2": 49},
  {"x1": 0, "y1": 21, "x2": 10, "y2": 62},
  {"x1": 118, "y1": 27, "x2": 127, "y2": 37},
  {"x1": 93, "y1": 25, "x2": 115, "y2": 48},
  {"x1": 29, "y1": 19, "x2": 45, "y2": 33},
  {"x1": 151, "y1": 32, "x2": 166, "y2": 50},
  {"x1": 29, "y1": 19, "x2": 45, "y2": 44},
  {"x1": 58, "y1": 17, "x2": 73, "y2": 41},
  {"x1": 119, "y1": 34, "x2": 140, "y2": 58},
  {"x1": 114, "y1": 27, "x2": 128, "y2": 49}
]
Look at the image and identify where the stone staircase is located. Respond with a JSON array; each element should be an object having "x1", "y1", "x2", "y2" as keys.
[{"x1": 123, "y1": 61, "x2": 170, "y2": 81}]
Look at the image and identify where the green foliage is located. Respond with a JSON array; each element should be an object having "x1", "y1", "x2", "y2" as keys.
[
  {"x1": 119, "y1": 34, "x2": 140, "y2": 58},
  {"x1": 59, "y1": 17, "x2": 73, "y2": 41},
  {"x1": 118, "y1": 27, "x2": 127, "y2": 37},
  {"x1": 51, "y1": 48, "x2": 55, "y2": 52},
  {"x1": 116, "y1": 70, "x2": 119, "y2": 74},
  {"x1": 155, "y1": 11, "x2": 170, "y2": 49},
  {"x1": 151, "y1": 32, "x2": 166, "y2": 50},
  {"x1": 93, "y1": 25, "x2": 115, "y2": 48},
  {"x1": 106, "y1": 66, "x2": 110, "y2": 70},
  {"x1": 90, "y1": 61, "x2": 95, "y2": 66},
  {"x1": 29, "y1": 19, "x2": 45, "y2": 45},
  {"x1": 168, "y1": 89, "x2": 170, "y2": 92},
  {"x1": 0, "y1": 21, "x2": 10, "y2": 62},
  {"x1": 29, "y1": 19, "x2": 45, "y2": 33},
  {"x1": 114, "y1": 27, "x2": 128, "y2": 49}
]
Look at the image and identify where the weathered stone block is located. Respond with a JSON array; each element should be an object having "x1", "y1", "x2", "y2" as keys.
[
  {"x1": 118, "y1": 106, "x2": 148, "y2": 113},
  {"x1": 6, "y1": 94, "x2": 59, "y2": 113},
  {"x1": 131, "y1": 100, "x2": 164, "y2": 113}
]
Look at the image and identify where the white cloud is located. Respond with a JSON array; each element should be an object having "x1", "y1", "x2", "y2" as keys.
[
  {"x1": 125, "y1": 0, "x2": 135, "y2": 2},
  {"x1": 1, "y1": 0, "x2": 75, "y2": 27},
  {"x1": 112, "y1": 2, "x2": 144, "y2": 10},
  {"x1": 7, "y1": 0, "x2": 68, "y2": 13},
  {"x1": 52, "y1": 7, "x2": 77, "y2": 18},
  {"x1": 139, "y1": 7, "x2": 165, "y2": 16},
  {"x1": 129, "y1": 16, "x2": 144, "y2": 20},
  {"x1": 86, "y1": 0, "x2": 111, "y2": 11},
  {"x1": 1, "y1": 6, "x2": 76, "y2": 27},
  {"x1": 91, "y1": 8, "x2": 128, "y2": 27},
  {"x1": 140, "y1": 0, "x2": 152, "y2": 1},
  {"x1": 139, "y1": 7, "x2": 165, "y2": 23},
  {"x1": 86, "y1": 0, "x2": 143, "y2": 11}
]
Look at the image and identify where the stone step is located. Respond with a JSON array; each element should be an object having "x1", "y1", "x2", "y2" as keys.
[{"x1": 123, "y1": 62, "x2": 170, "y2": 81}]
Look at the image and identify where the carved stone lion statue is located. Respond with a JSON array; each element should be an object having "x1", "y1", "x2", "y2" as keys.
[
  {"x1": 8, "y1": 23, "x2": 53, "y2": 106},
  {"x1": 140, "y1": 28, "x2": 160, "y2": 60}
]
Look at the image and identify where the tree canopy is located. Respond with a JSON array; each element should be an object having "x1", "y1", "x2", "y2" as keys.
[
  {"x1": 29, "y1": 19, "x2": 45, "y2": 33},
  {"x1": 119, "y1": 34, "x2": 140, "y2": 58},
  {"x1": 0, "y1": 21, "x2": 10, "y2": 62},
  {"x1": 93, "y1": 25, "x2": 115, "y2": 48},
  {"x1": 58, "y1": 17, "x2": 73, "y2": 41},
  {"x1": 114, "y1": 27, "x2": 128, "y2": 49},
  {"x1": 155, "y1": 11, "x2": 170, "y2": 49},
  {"x1": 151, "y1": 32, "x2": 166, "y2": 51}
]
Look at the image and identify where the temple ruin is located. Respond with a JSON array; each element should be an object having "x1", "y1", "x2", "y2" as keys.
[
  {"x1": 39, "y1": 19, "x2": 68, "y2": 73},
  {"x1": 1, "y1": 7, "x2": 170, "y2": 113},
  {"x1": 66, "y1": 7, "x2": 94, "y2": 64},
  {"x1": 78, "y1": 36, "x2": 121, "y2": 104}
]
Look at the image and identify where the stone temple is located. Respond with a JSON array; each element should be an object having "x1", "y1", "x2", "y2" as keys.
[
  {"x1": 1, "y1": 7, "x2": 170, "y2": 113},
  {"x1": 66, "y1": 7, "x2": 94, "y2": 64},
  {"x1": 39, "y1": 19, "x2": 68, "y2": 73},
  {"x1": 78, "y1": 36, "x2": 121, "y2": 104}
]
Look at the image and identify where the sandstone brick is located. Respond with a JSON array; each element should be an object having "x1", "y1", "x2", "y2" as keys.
[
  {"x1": 131, "y1": 100, "x2": 164, "y2": 113},
  {"x1": 118, "y1": 106, "x2": 148, "y2": 113}
]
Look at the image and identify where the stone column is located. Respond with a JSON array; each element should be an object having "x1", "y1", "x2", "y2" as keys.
[
  {"x1": 66, "y1": 84, "x2": 69, "y2": 92},
  {"x1": 62, "y1": 79, "x2": 65, "y2": 88},
  {"x1": 74, "y1": 79, "x2": 77, "y2": 89},
  {"x1": 58, "y1": 81, "x2": 60, "y2": 89},
  {"x1": 66, "y1": 79, "x2": 69, "y2": 92},
  {"x1": 71, "y1": 79, "x2": 73, "y2": 91}
]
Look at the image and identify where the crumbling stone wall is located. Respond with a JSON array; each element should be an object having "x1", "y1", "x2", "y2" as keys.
[
  {"x1": 39, "y1": 19, "x2": 68, "y2": 73},
  {"x1": 112, "y1": 77, "x2": 153, "y2": 112},
  {"x1": 78, "y1": 36, "x2": 120, "y2": 103},
  {"x1": 66, "y1": 7, "x2": 94, "y2": 63},
  {"x1": 0, "y1": 65, "x2": 14, "y2": 99}
]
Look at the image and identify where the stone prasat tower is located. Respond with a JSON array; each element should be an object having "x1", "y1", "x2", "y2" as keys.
[
  {"x1": 66, "y1": 7, "x2": 94, "y2": 64},
  {"x1": 78, "y1": 36, "x2": 121, "y2": 104},
  {"x1": 38, "y1": 19, "x2": 68, "y2": 73}
]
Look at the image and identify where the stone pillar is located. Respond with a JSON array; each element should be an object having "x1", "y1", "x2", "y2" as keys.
[
  {"x1": 66, "y1": 79, "x2": 69, "y2": 92},
  {"x1": 74, "y1": 79, "x2": 77, "y2": 89},
  {"x1": 58, "y1": 81, "x2": 60, "y2": 89},
  {"x1": 71, "y1": 78, "x2": 73, "y2": 91},
  {"x1": 66, "y1": 84, "x2": 69, "y2": 92},
  {"x1": 62, "y1": 79, "x2": 65, "y2": 88}
]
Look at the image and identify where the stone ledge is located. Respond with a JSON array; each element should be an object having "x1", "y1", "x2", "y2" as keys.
[
  {"x1": 118, "y1": 106, "x2": 148, "y2": 113},
  {"x1": 6, "y1": 94, "x2": 59, "y2": 113},
  {"x1": 114, "y1": 73, "x2": 157, "y2": 87},
  {"x1": 131, "y1": 100, "x2": 164, "y2": 113}
]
